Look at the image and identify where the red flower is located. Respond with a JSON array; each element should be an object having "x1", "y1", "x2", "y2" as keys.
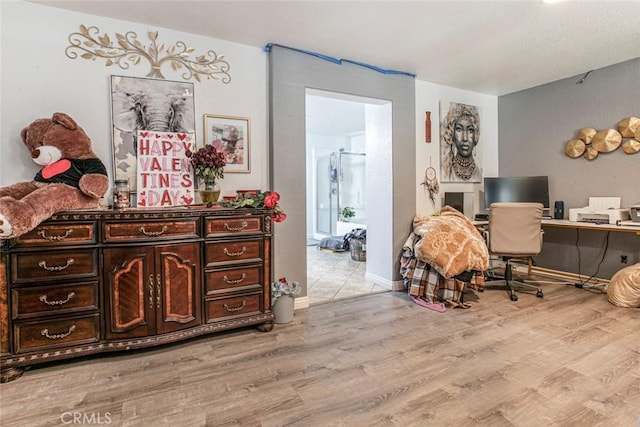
[
  {"x1": 272, "y1": 211, "x2": 287, "y2": 223},
  {"x1": 263, "y1": 192, "x2": 280, "y2": 209},
  {"x1": 220, "y1": 190, "x2": 287, "y2": 223}
]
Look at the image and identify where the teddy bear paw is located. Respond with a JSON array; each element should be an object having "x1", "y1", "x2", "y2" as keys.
[{"x1": 0, "y1": 212, "x2": 14, "y2": 239}]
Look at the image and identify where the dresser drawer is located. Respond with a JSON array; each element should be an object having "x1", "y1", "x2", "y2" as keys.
[
  {"x1": 205, "y1": 216, "x2": 263, "y2": 237},
  {"x1": 205, "y1": 265, "x2": 262, "y2": 295},
  {"x1": 205, "y1": 239, "x2": 263, "y2": 266},
  {"x1": 12, "y1": 282, "x2": 99, "y2": 320},
  {"x1": 103, "y1": 219, "x2": 199, "y2": 242},
  {"x1": 13, "y1": 314, "x2": 100, "y2": 353},
  {"x1": 11, "y1": 249, "x2": 98, "y2": 284},
  {"x1": 12, "y1": 222, "x2": 97, "y2": 247},
  {"x1": 205, "y1": 293, "x2": 262, "y2": 322}
]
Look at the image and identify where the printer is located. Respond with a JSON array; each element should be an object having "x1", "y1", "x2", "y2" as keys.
[{"x1": 568, "y1": 197, "x2": 631, "y2": 225}]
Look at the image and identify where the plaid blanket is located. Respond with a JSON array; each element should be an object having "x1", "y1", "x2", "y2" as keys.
[{"x1": 401, "y1": 237, "x2": 484, "y2": 309}]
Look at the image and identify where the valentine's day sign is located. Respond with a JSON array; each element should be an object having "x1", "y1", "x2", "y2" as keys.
[{"x1": 136, "y1": 131, "x2": 195, "y2": 207}]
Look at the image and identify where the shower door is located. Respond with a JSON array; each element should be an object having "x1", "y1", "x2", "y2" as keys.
[
  {"x1": 316, "y1": 155, "x2": 337, "y2": 236},
  {"x1": 338, "y1": 151, "x2": 366, "y2": 223}
]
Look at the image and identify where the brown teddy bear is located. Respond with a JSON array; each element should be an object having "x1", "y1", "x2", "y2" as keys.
[{"x1": 0, "y1": 112, "x2": 109, "y2": 239}]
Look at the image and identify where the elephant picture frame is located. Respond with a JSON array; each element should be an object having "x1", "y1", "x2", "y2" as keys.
[
  {"x1": 204, "y1": 114, "x2": 250, "y2": 173},
  {"x1": 110, "y1": 75, "x2": 196, "y2": 195}
]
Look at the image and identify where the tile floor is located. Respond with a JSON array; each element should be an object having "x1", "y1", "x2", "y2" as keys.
[{"x1": 306, "y1": 245, "x2": 389, "y2": 305}]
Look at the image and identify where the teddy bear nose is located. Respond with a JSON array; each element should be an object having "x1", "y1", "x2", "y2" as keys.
[{"x1": 31, "y1": 148, "x2": 41, "y2": 159}]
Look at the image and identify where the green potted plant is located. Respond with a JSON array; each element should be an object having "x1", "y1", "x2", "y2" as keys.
[{"x1": 341, "y1": 206, "x2": 356, "y2": 221}]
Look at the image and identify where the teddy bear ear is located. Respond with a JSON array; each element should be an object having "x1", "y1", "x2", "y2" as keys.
[
  {"x1": 20, "y1": 127, "x2": 28, "y2": 142},
  {"x1": 52, "y1": 112, "x2": 78, "y2": 130}
]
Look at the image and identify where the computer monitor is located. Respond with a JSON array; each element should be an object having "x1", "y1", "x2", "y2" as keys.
[{"x1": 483, "y1": 176, "x2": 550, "y2": 210}]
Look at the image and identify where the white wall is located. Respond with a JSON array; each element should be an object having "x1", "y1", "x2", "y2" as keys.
[
  {"x1": 415, "y1": 80, "x2": 499, "y2": 217},
  {"x1": 1, "y1": 1, "x2": 500, "y2": 268},
  {"x1": 0, "y1": 1, "x2": 268, "y2": 198}
]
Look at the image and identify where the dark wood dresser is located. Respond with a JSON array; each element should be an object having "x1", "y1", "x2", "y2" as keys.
[{"x1": 0, "y1": 207, "x2": 274, "y2": 382}]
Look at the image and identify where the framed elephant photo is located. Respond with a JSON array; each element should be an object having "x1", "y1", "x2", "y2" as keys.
[
  {"x1": 204, "y1": 114, "x2": 250, "y2": 173},
  {"x1": 110, "y1": 75, "x2": 196, "y2": 195}
]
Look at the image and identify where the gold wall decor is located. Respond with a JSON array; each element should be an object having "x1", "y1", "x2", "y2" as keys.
[
  {"x1": 617, "y1": 116, "x2": 640, "y2": 137},
  {"x1": 591, "y1": 129, "x2": 622, "y2": 153},
  {"x1": 65, "y1": 25, "x2": 231, "y2": 83},
  {"x1": 565, "y1": 117, "x2": 640, "y2": 160},
  {"x1": 577, "y1": 127, "x2": 596, "y2": 144}
]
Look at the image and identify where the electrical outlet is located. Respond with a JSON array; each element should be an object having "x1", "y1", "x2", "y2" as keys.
[{"x1": 621, "y1": 255, "x2": 628, "y2": 264}]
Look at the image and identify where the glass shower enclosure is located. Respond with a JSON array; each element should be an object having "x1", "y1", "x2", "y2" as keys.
[{"x1": 316, "y1": 149, "x2": 366, "y2": 236}]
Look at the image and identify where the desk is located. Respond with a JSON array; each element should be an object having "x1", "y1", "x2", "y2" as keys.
[
  {"x1": 475, "y1": 219, "x2": 640, "y2": 235},
  {"x1": 541, "y1": 219, "x2": 640, "y2": 235},
  {"x1": 475, "y1": 219, "x2": 640, "y2": 282}
]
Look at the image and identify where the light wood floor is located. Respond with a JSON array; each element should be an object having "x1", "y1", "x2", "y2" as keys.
[{"x1": 1, "y1": 282, "x2": 639, "y2": 426}]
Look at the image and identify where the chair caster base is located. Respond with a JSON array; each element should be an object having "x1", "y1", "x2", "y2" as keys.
[
  {"x1": 510, "y1": 293, "x2": 518, "y2": 301},
  {"x1": 536, "y1": 290, "x2": 544, "y2": 298}
]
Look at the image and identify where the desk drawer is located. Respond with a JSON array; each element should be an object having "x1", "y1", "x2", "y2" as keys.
[
  {"x1": 205, "y1": 239, "x2": 263, "y2": 265},
  {"x1": 13, "y1": 314, "x2": 100, "y2": 353},
  {"x1": 103, "y1": 219, "x2": 199, "y2": 242},
  {"x1": 13, "y1": 222, "x2": 96, "y2": 247},
  {"x1": 205, "y1": 293, "x2": 262, "y2": 322},
  {"x1": 12, "y1": 282, "x2": 99, "y2": 320},
  {"x1": 205, "y1": 216, "x2": 263, "y2": 236},
  {"x1": 11, "y1": 249, "x2": 98, "y2": 284}
]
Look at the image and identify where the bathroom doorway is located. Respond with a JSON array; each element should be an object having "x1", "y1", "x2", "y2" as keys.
[{"x1": 305, "y1": 90, "x2": 389, "y2": 304}]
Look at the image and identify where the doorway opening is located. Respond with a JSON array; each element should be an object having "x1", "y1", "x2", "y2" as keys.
[{"x1": 305, "y1": 89, "x2": 390, "y2": 305}]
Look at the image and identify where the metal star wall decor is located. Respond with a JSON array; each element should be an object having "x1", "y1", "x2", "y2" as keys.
[{"x1": 65, "y1": 25, "x2": 231, "y2": 83}]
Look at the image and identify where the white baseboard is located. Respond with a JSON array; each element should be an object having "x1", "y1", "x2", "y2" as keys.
[
  {"x1": 364, "y1": 272, "x2": 406, "y2": 292},
  {"x1": 528, "y1": 266, "x2": 609, "y2": 284},
  {"x1": 294, "y1": 295, "x2": 309, "y2": 310}
]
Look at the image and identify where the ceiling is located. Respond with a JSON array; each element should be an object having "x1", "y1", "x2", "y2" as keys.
[{"x1": 29, "y1": 0, "x2": 640, "y2": 96}]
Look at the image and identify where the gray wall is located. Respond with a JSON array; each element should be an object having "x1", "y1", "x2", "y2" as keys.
[
  {"x1": 498, "y1": 58, "x2": 640, "y2": 279},
  {"x1": 269, "y1": 45, "x2": 416, "y2": 294},
  {"x1": 499, "y1": 58, "x2": 639, "y2": 208}
]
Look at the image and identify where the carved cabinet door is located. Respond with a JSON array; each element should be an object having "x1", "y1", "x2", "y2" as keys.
[
  {"x1": 154, "y1": 242, "x2": 201, "y2": 335},
  {"x1": 104, "y1": 246, "x2": 155, "y2": 339},
  {"x1": 104, "y1": 242, "x2": 201, "y2": 339}
]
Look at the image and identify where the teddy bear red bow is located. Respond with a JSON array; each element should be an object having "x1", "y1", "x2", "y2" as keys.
[{"x1": 0, "y1": 112, "x2": 109, "y2": 239}]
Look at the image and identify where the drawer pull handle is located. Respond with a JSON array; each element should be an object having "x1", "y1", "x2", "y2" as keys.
[
  {"x1": 38, "y1": 258, "x2": 75, "y2": 271},
  {"x1": 139, "y1": 225, "x2": 168, "y2": 237},
  {"x1": 223, "y1": 247, "x2": 247, "y2": 257},
  {"x1": 41, "y1": 324, "x2": 76, "y2": 340},
  {"x1": 224, "y1": 221, "x2": 248, "y2": 232},
  {"x1": 149, "y1": 275, "x2": 155, "y2": 309},
  {"x1": 37, "y1": 228, "x2": 73, "y2": 241},
  {"x1": 156, "y1": 273, "x2": 161, "y2": 308},
  {"x1": 39, "y1": 292, "x2": 76, "y2": 306},
  {"x1": 224, "y1": 273, "x2": 246, "y2": 285},
  {"x1": 223, "y1": 300, "x2": 246, "y2": 312}
]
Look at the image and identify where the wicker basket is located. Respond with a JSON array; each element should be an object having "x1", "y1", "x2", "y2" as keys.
[{"x1": 349, "y1": 239, "x2": 366, "y2": 262}]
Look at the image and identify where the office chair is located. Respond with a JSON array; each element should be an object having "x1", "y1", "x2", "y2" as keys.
[{"x1": 480, "y1": 202, "x2": 544, "y2": 301}]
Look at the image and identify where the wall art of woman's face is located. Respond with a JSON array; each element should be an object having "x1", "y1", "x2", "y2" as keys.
[{"x1": 453, "y1": 116, "x2": 477, "y2": 158}]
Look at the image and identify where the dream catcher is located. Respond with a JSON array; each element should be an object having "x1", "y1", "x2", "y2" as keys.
[{"x1": 420, "y1": 157, "x2": 439, "y2": 207}]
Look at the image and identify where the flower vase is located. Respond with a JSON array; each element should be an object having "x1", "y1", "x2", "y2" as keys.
[
  {"x1": 199, "y1": 179, "x2": 221, "y2": 203},
  {"x1": 272, "y1": 294, "x2": 295, "y2": 324}
]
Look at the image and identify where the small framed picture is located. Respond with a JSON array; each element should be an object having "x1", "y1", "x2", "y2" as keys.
[{"x1": 204, "y1": 114, "x2": 250, "y2": 173}]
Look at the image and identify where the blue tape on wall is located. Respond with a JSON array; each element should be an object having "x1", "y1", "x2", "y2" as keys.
[{"x1": 264, "y1": 43, "x2": 416, "y2": 77}]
